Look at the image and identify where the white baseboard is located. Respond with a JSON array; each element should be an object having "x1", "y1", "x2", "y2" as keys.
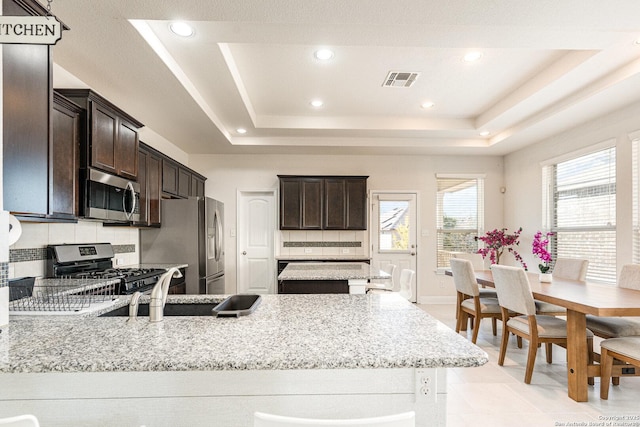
[{"x1": 417, "y1": 295, "x2": 456, "y2": 305}]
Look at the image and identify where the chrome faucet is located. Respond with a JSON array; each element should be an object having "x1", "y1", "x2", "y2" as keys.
[
  {"x1": 127, "y1": 291, "x2": 142, "y2": 323},
  {"x1": 149, "y1": 267, "x2": 183, "y2": 323}
]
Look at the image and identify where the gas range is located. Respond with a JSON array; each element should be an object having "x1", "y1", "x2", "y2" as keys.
[{"x1": 47, "y1": 243, "x2": 166, "y2": 295}]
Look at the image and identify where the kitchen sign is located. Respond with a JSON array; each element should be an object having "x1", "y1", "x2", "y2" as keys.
[{"x1": 0, "y1": 16, "x2": 62, "y2": 45}]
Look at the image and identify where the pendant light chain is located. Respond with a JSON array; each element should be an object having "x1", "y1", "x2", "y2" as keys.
[{"x1": 46, "y1": 0, "x2": 53, "y2": 15}]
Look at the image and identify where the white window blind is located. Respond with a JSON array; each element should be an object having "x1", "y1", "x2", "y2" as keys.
[
  {"x1": 436, "y1": 177, "x2": 484, "y2": 269},
  {"x1": 542, "y1": 147, "x2": 616, "y2": 283}
]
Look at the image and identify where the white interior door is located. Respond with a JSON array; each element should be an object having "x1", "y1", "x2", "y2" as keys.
[
  {"x1": 370, "y1": 192, "x2": 418, "y2": 302},
  {"x1": 237, "y1": 190, "x2": 276, "y2": 294}
]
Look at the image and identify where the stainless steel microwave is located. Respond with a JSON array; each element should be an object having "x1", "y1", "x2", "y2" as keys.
[{"x1": 84, "y1": 168, "x2": 140, "y2": 223}]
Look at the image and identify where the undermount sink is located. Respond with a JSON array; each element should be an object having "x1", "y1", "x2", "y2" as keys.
[
  {"x1": 99, "y1": 295, "x2": 262, "y2": 318},
  {"x1": 100, "y1": 303, "x2": 219, "y2": 317}
]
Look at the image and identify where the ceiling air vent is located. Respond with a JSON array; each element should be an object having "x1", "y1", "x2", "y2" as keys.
[{"x1": 382, "y1": 71, "x2": 420, "y2": 88}]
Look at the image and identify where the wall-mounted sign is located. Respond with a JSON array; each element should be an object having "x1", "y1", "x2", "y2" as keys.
[{"x1": 0, "y1": 16, "x2": 62, "y2": 45}]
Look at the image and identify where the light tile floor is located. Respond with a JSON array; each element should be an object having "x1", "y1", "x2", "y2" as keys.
[{"x1": 418, "y1": 304, "x2": 640, "y2": 427}]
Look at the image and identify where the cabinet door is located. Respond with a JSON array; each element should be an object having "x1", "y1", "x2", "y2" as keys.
[
  {"x1": 301, "y1": 178, "x2": 323, "y2": 229},
  {"x1": 345, "y1": 178, "x2": 367, "y2": 229},
  {"x1": 116, "y1": 120, "x2": 138, "y2": 180},
  {"x1": 137, "y1": 149, "x2": 149, "y2": 225},
  {"x1": 51, "y1": 97, "x2": 80, "y2": 218},
  {"x1": 323, "y1": 178, "x2": 346, "y2": 229},
  {"x1": 91, "y1": 103, "x2": 118, "y2": 175},
  {"x1": 2, "y1": 14, "x2": 50, "y2": 216},
  {"x1": 147, "y1": 153, "x2": 162, "y2": 225},
  {"x1": 177, "y1": 168, "x2": 191, "y2": 198},
  {"x1": 137, "y1": 148, "x2": 162, "y2": 226},
  {"x1": 191, "y1": 175, "x2": 205, "y2": 197},
  {"x1": 279, "y1": 178, "x2": 301, "y2": 229},
  {"x1": 162, "y1": 159, "x2": 178, "y2": 195}
]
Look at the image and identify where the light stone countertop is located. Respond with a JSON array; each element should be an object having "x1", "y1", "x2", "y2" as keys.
[
  {"x1": 0, "y1": 293, "x2": 487, "y2": 373},
  {"x1": 278, "y1": 262, "x2": 389, "y2": 281}
]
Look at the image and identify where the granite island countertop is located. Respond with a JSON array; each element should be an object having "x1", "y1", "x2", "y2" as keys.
[
  {"x1": 0, "y1": 294, "x2": 487, "y2": 374},
  {"x1": 278, "y1": 262, "x2": 389, "y2": 281}
]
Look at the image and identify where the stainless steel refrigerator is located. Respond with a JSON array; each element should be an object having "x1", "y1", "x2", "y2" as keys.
[{"x1": 140, "y1": 197, "x2": 224, "y2": 294}]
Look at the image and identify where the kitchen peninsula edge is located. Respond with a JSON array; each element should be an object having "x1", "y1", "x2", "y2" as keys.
[{"x1": 0, "y1": 293, "x2": 487, "y2": 426}]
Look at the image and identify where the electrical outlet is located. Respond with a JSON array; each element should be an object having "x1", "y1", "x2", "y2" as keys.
[
  {"x1": 304, "y1": 248, "x2": 312, "y2": 254},
  {"x1": 415, "y1": 369, "x2": 435, "y2": 398},
  {"x1": 341, "y1": 248, "x2": 350, "y2": 254},
  {"x1": 116, "y1": 258, "x2": 125, "y2": 266}
]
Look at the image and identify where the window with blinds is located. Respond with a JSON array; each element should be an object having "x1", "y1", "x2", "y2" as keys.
[
  {"x1": 542, "y1": 146, "x2": 616, "y2": 283},
  {"x1": 436, "y1": 176, "x2": 484, "y2": 269}
]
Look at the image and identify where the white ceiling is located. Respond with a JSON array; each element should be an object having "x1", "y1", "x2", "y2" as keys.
[{"x1": 49, "y1": 0, "x2": 640, "y2": 156}]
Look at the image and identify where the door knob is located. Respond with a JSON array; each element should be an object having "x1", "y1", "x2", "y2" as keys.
[{"x1": 242, "y1": 251, "x2": 247, "y2": 255}]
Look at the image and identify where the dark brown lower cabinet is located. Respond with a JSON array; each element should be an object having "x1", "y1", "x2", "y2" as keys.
[{"x1": 278, "y1": 280, "x2": 349, "y2": 294}]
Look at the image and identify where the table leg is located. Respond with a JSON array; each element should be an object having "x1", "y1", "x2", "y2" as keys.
[{"x1": 566, "y1": 309, "x2": 589, "y2": 402}]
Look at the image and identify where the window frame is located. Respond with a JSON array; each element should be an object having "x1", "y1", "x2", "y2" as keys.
[
  {"x1": 435, "y1": 174, "x2": 485, "y2": 271},
  {"x1": 542, "y1": 142, "x2": 617, "y2": 284}
]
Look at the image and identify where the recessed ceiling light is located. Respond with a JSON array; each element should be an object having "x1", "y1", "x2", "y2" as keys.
[
  {"x1": 169, "y1": 22, "x2": 194, "y2": 37},
  {"x1": 310, "y1": 99, "x2": 324, "y2": 108},
  {"x1": 236, "y1": 128, "x2": 247, "y2": 134},
  {"x1": 479, "y1": 131, "x2": 490, "y2": 137},
  {"x1": 421, "y1": 101, "x2": 435, "y2": 109},
  {"x1": 314, "y1": 49, "x2": 334, "y2": 60},
  {"x1": 463, "y1": 51, "x2": 483, "y2": 62},
  {"x1": 635, "y1": 37, "x2": 640, "y2": 45}
]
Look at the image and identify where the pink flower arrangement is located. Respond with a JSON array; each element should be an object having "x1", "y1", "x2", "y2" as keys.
[
  {"x1": 476, "y1": 227, "x2": 527, "y2": 269},
  {"x1": 532, "y1": 231, "x2": 554, "y2": 273}
]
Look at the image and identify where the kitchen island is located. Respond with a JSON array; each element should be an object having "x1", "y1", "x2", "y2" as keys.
[
  {"x1": 0, "y1": 293, "x2": 487, "y2": 426},
  {"x1": 278, "y1": 262, "x2": 388, "y2": 294}
]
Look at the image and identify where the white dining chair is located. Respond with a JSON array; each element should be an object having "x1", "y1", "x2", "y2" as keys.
[
  {"x1": 586, "y1": 265, "x2": 640, "y2": 337},
  {"x1": 450, "y1": 258, "x2": 501, "y2": 343},
  {"x1": 398, "y1": 269, "x2": 415, "y2": 301},
  {"x1": 254, "y1": 411, "x2": 415, "y2": 426},
  {"x1": 491, "y1": 264, "x2": 594, "y2": 384},
  {"x1": 366, "y1": 263, "x2": 396, "y2": 293},
  {"x1": 0, "y1": 415, "x2": 40, "y2": 427},
  {"x1": 451, "y1": 252, "x2": 496, "y2": 299},
  {"x1": 535, "y1": 257, "x2": 589, "y2": 316},
  {"x1": 553, "y1": 257, "x2": 589, "y2": 281},
  {"x1": 599, "y1": 336, "x2": 640, "y2": 399},
  {"x1": 585, "y1": 264, "x2": 640, "y2": 385}
]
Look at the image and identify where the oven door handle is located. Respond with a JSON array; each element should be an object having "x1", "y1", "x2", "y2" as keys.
[{"x1": 123, "y1": 181, "x2": 137, "y2": 220}]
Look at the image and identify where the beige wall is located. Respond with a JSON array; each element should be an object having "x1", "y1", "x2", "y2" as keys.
[
  {"x1": 503, "y1": 101, "x2": 640, "y2": 276},
  {"x1": 189, "y1": 153, "x2": 504, "y2": 303}
]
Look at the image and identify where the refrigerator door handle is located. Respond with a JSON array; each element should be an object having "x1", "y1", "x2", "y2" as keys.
[{"x1": 214, "y1": 209, "x2": 222, "y2": 262}]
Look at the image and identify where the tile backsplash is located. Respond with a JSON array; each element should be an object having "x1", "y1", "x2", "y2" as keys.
[
  {"x1": 8, "y1": 219, "x2": 139, "y2": 279},
  {"x1": 278, "y1": 230, "x2": 369, "y2": 257}
]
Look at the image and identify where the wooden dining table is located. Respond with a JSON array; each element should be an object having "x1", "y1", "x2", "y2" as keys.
[{"x1": 456, "y1": 270, "x2": 640, "y2": 402}]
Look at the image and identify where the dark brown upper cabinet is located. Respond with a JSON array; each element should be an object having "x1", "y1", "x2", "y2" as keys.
[
  {"x1": 178, "y1": 167, "x2": 191, "y2": 198},
  {"x1": 162, "y1": 158, "x2": 179, "y2": 196},
  {"x1": 279, "y1": 177, "x2": 323, "y2": 230},
  {"x1": 279, "y1": 176, "x2": 368, "y2": 230},
  {"x1": 191, "y1": 174, "x2": 206, "y2": 198},
  {"x1": 51, "y1": 92, "x2": 83, "y2": 220},
  {"x1": 2, "y1": 0, "x2": 73, "y2": 221},
  {"x1": 161, "y1": 156, "x2": 207, "y2": 200},
  {"x1": 137, "y1": 143, "x2": 162, "y2": 227},
  {"x1": 55, "y1": 89, "x2": 143, "y2": 181}
]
